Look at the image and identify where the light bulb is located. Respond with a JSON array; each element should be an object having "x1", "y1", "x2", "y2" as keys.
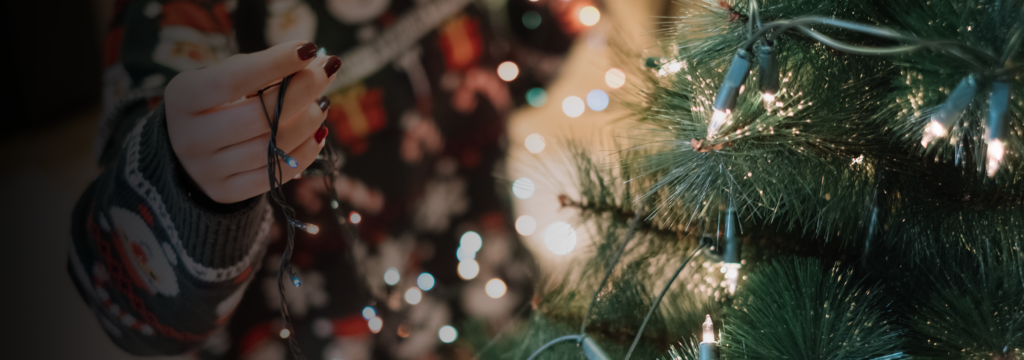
[
  {"x1": 702, "y1": 315, "x2": 715, "y2": 343},
  {"x1": 305, "y1": 224, "x2": 319, "y2": 235},
  {"x1": 986, "y1": 139, "x2": 1004, "y2": 178},
  {"x1": 723, "y1": 263, "x2": 741, "y2": 295},
  {"x1": 707, "y1": 110, "x2": 729, "y2": 139},
  {"x1": 920, "y1": 120, "x2": 948, "y2": 148},
  {"x1": 761, "y1": 92, "x2": 775, "y2": 109}
]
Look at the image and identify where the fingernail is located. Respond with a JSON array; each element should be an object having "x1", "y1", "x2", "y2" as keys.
[
  {"x1": 324, "y1": 56, "x2": 341, "y2": 77},
  {"x1": 297, "y1": 42, "x2": 318, "y2": 61},
  {"x1": 317, "y1": 96, "x2": 331, "y2": 112},
  {"x1": 315, "y1": 126, "x2": 329, "y2": 145}
]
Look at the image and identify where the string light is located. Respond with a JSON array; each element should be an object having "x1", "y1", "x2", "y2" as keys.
[
  {"x1": 417, "y1": 273, "x2": 435, "y2": 291},
  {"x1": 384, "y1": 267, "x2": 401, "y2": 285},
  {"x1": 368, "y1": 317, "x2": 383, "y2": 333},
  {"x1": 605, "y1": 68, "x2": 626, "y2": 89},
  {"x1": 362, "y1": 306, "x2": 376, "y2": 320},
  {"x1": 438, "y1": 325, "x2": 458, "y2": 343},
  {"x1": 699, "y1": 315, "x2": 719, "y2": 360},
  {"x1": 460, "y1": 231, "x2": 483, "y2": 252},
  {"x1": 526, "y1": 88, "x2": 548, "y2": 107},
  {"x1": 544, "y1": 221, "x2": 577, "y2": 255},
  {"x1": 456, "y1": 246, "x2": 477, "y2": 261},
  {"x1": 984, "y1": 80, "x2": 1010, "y2": 177},
  {"x1": 921, "y1": 76, "x2": 977, "y2": 147},
  {"x1": 280, "y1": 328, "x2": 291, "y2": 339},
  {"x1": 525, "y1": 133, "x2": 546, "y2": 153},
  {"x1": 457, "y1": 260, "x2": 480, "y2": 280},
  {"x1": 404, "y1": 287, "x2": 422, "y2": 304},
  {"x1": 708, "y1": 50, "x2": 751, "y2": 138},
  {"x1": 512, "y1": 177, "x2": 536, "y2": 199},
  {"x1": 349, "y1": 211, "x2": 362, "y2": 224},
  {"x1": 497, "y1": 61, "x2": 519, "y2": 82},
  {"x1": 757, "y1": 44, "x2": 778, "y2": 109},
  {"x1": 587, "y1": 89, "x2": 609, "y2": 111},
  {"x1": 485, "y1": 278, "x2": 507, "y2": 298},
  {"x1": 563, "y1": 96, "x2": 585, "y2": 117},
  {"x1": 515, "y1": 215, "x2": 537, "y2": 235},
  {"x1": 522, "y1": 11, "x2": 542, "y2": 29},
  {"x1": 579, "y1": 6, "x2": 600, "y2": 26},
  {"x1": 722, "y1": 208, "x2": 742, "y2": 295},
  {"x1": 288, "y1": 220, "x2": 319, "y2": 235}
]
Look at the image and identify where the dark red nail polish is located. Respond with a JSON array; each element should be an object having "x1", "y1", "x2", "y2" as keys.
[
  {"x1": 314, "y1": 126, "x2": 329, "y2": 144},
  {"x1": 324, "y1": 56, "x2": 341, "y2": 77},
  {"x1": 297, "y1": 43, "x2": 318, "y2": 60},
  {"x1": 317, "y1": 96, "x2": 331, "y2": 112}
]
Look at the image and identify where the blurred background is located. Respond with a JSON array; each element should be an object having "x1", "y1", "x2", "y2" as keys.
[{"x1": 0, "y1": 0, "x2": 681, "y2": 358}]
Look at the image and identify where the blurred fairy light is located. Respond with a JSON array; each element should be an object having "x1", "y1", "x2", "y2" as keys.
[
  {"x1": 362, "y1": 306, "x2": 376, "y2": 320},
  {"x1": 920, "y1": 120, "x2": 948, "y2": 148},
  {"x1": 438, "y1": 325, "x2": 458, "y2": 343},
  {"x1": 280, "y1": 328, "x2": 291, "y2": 339},
  {"x1": 526, "y1": 88, "x2": 548, "y2": 107},
  {"x1": 986, "y1": 139, "x2": 1004, "y2": 178},
  {"x1": 707, "y1": 110, "x2": 730, "y2": 139},
  {"x1": 701, "y1": 315, "x2": 715, "y2": 343},
  {"x1": 485, "y1": 278, "x2": 507, "y2": 298},
  {"x1": 404, "y1": 287, "x2": 423, "y2": 304},
  {"x1": 457, "y1": 260, "x2": 480, "y2": 280},
  {"x1": 497, "y1": 61, "x2": 519, "y2": 82},
  {"x1": 587, "y1": 89, "x2": 609, "y2": 111},
  {"x1": 605, "y1": 68, "x2": 626, "y2": 89},
  {"x1": 761, "y1": 92, "x2": 776, "y2": 109},
  {"x1": 417, "y1": 273, "x2": 435, "y2": 291},
  {"x1": 522, "y1": 11, "x2": 542, "y2": 29},
  {"x1": 515, "y1": 215, "x2": 537, "y2": 235},
  {"x1": 384, "y1": 267, "x2": 401, "y2": 285},
  {"x1": 722, "y1": 263, "x2": 741, "y2": 295},
  {"x1": 579, "y1": 6, "x2": 600, "y2": 26},
  {"x1": 562, "y1": 96, "x2": 585, "y2": 117},
  {"x1": 456, "y1": 246, "x2": 477, "y2": 261},
  {"x1": 330, "y1": 200, "x2": 339, "y2": 209},
  {"x1": 368, "y1": 317, "x2": 383, "y2": 333},
  {"x1": 525, "y1": 133, "x2": 546, "y2": 153},
  {"x1": 512, "y1": 177, "x2": 536, "y2": 199},
  {"x1": 289, "y1": 220, "x2": 320, "y2": 235},
  {"x1": 657, "y1": 60, "x2": 684, "y2": 77},
  {"x1": 460, "y1": 231, "x2": 483, "y2": 252},
  {"x1": 544, "y1": 221, "x2": 577, "y2": 255},
  {"x1": 349, "y1": 211, "x2": 362, "y2": 224}
]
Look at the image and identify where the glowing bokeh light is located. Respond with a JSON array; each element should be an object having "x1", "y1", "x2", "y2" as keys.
[
  {"x1": 587, "y1": 89, "x2": 609, "y2": 111},
  {"x1": 512, "y1": 177, "x2": 536, "y2": 199},
  {"x1": 368, "y1": 317, "x2": 383, "y2": 333},
  {"x1": 457, "y1": 260, "x2": 480, "y2": 280},
  {"x1": 384, "y1": 267, "x2": 401, "y2": 285},
  {"x1": 579, "y1": 6, "x2": 600, "y2": 26},
  {"x1": 305, "y1": 223, "x2": 319, "y2": 235},
  {"x1": 439, "y1": 325, "x2": 459, "y2": 343},
  {"x1": 544, "y1": 221, "x2": 577, "y2": 255},
  {"x1": 417, "y1": 273, "x2": 435, "y2": 291},
  {"x1": 497, "y1": 61, "x2": 519, "y2": 82},
  {"x1": 460, "y1": 231, "x2": 483, "y2": 252},
  {"x1": 525, "y1": 133, "x2": 546, "y2": 153},
  {"x1": 485, "y1": 278, "x2": 507, "y2": 298},
  {"x1": 456, "y1": 246, "x2": 477, "y2": 262},
  {"x1": 562, "y1": 96, "x2": 585, "y2": 118},
  {"x1": 362, "y1": 306, "x2": 376, "y2": 320},
  {"x1": 349, "y1": 211, "x2": 362, "y2": 224},
  {"x1": 515, "y1": 215, "x2": 537, "y2": 236},
  {"x1": 526, "y1": 88, "x2": 548, "y2": 107},
  {"x1": 404, "y1": 287, "x2": 422, "y2": 304},
  {"x1": 280, "y1": 329, "x2": 291, "y2": 338},
  {"x1": 605, "y1": 68, "x2": 626, "y2": 89},
  {"x1": 522, "y1": 11, "x2": 542, "y2": 29}
]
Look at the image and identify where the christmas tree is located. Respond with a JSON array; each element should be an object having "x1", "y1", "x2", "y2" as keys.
[{"x1": 464, "y1": 0, "x2": 1023, "y2": 359}]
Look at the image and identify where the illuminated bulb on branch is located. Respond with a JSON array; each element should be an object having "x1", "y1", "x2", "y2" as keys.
[
  {"x1": 758, "y1": 44, "x2": 778, "y2": 110},
  {"x1": 922, "y1": 76, "x2": 977, "y2": 148},
  {"x1": 985, "y1": 80, "x2": 1010, "y2": 178},
  {"x1": 699, "y1": 315, "x2": 719, "y2": 360},
  {"x1": 709, "y1": 50, "x2": 751, "y2": 138}
]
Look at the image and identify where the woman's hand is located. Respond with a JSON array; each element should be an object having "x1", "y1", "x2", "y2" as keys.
[{"x1": 165, "y1": 40, "x2": 341, "y2": 204}]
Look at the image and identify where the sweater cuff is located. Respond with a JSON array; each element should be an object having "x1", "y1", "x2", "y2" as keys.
[{"x1": 128, "y1": 102, "x2": 271, "y2": 278}]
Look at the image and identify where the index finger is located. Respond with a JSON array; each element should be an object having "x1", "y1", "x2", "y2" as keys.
[{"x1": 170, "y1": 40, "x2": 319, "y2": 113}]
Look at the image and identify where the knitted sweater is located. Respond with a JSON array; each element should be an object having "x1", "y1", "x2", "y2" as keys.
[{"x1": 69, "y1": 0, "x2": 574, "y2": 358}]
